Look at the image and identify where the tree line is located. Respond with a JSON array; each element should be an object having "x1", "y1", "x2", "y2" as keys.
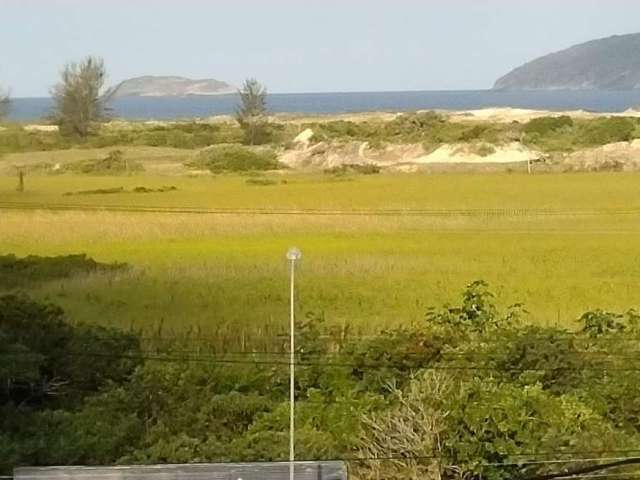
[{"x1": 0, "y1": 56, "x2": 269, "y2": 144}]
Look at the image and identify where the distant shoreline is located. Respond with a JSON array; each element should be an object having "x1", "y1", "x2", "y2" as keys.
[{"x1": 7, "y1": 89, "x2": 640, "y2": 122}]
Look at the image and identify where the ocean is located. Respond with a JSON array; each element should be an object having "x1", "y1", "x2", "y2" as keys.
[{"x1": 8, "y1": 89, "x2": 640, "y2": 122}]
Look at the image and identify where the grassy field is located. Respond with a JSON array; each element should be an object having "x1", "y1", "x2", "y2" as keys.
[{"x1": 1, "y1": 171, "x2": 640, "y2": 347}]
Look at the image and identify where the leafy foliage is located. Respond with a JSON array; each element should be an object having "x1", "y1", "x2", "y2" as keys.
[
  {"x1": 62, "y1": 150, "x2": 144, "y2": 175},
  {"x1": 577, "y1": 117, "x2": 636, "y2": 145},
  {"x1": 3, "y1": 283, "x2": 640, "y2": 479},
  {"x1": 579, "y1": 309, "x2": 640, "y2": 337},
  {"x1": 0, "y1": 295, "x2": 140, "y2": 406},
  {"x1": 0, "y1": 254, "x2": 127, "y2": 289},
  {"x1": 0, "y1": 122, "x2": 246, "y2": 155},
  {"x1": 425, "y1": 280, "x2": 525, "y2": 334},
  {"x1": 189, "y1": 144, "x2": 281, "y2": 172},
  {"x1": 523, "y1": 116, "x2": 574, "y2": 136},
  {"x1": 308, "y1": 112, "x2": 520, "y2": 149},
  {"x1": 323, "y1": 163, "x2": 381, "y2": 175}
]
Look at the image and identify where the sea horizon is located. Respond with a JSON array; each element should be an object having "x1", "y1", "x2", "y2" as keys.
[{"x1": 8, "y1": 88, "x2": 640, "y2": 122}]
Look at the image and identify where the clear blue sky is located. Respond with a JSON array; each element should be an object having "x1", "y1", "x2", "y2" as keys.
[{"x1": 2, "y1": 0, "x2": 639, "y2": 97}]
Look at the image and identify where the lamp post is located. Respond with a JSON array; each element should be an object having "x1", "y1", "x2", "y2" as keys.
[{"x1": 286, "y1": 247, "x2": 302, "y2": 480}]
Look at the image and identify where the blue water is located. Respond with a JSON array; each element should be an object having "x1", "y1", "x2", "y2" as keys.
[{"x1": 9, "y1": 90, "x2": 640, "y2": 122}]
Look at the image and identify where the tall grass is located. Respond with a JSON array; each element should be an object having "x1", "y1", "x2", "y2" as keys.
[{"x1": 1, "y1": 171, "x2": 640, "y2": 342}]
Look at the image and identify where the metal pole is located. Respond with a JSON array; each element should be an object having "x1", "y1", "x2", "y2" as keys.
[{"x1": 289, "y1": 257, "x2": 295, "y2": 480}]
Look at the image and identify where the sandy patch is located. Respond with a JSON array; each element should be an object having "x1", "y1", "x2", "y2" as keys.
[
  {"x1": 448, "y1": 107, "x2": 640, "y2": 123},
  {"x1": 280, "y1": 139, "x2": 541, "y2": 169},
  {"x1": 565, "y1": 139, "x2": 640, "y2": 171},
  {"x1": 415, "y1": 142, "x2": 541, "y2": 164},
  {"x1": 24, "y1": 124, "x2": 59, "y2": 132}
]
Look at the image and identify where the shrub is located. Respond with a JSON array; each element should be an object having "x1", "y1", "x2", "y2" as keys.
[
  {"x1": 579, "y1": 309, "x2": 640, "y2": 337},
  {"x1": 524, "y1": 115, "x2": 574, "y2": 136},
  {"x1": 4, "y1": 283, "x2": 640, "y2": 477},
  {"x1": 577, "y1": 117, "x2": 636, "y2": 145},
  {"x1": 64, "y1": 150, "x2": 143, "y2": 175},
  {"x1": 0, "y1": 294, "x2": 140, "y2": 406},
  {"x1": 458, "y1": 124, "x2": 489, "y2": 141},
  {"x1": 323, "y1": 163, "x2": 381, "y2": 175},
  {"x1": 425, "y1": 280, "x2": 525, "y2": 334},
  {"x1": 131, "y1": 185, "x2": 177, "y2": 193},
  {"x1": 245, "y1": 178, "x2": 279, "y2": 186},
  {"x1": 0, "y1": 254, "x2": 127, "y2": 289},
  {"x1": 472, "y1": 143, "x2": 496, "y2": 157},
  {"x1": 166, "y1": 130, "x2": 191, "y2": 148},
  {"x1": 189, "y1": 144, "x2": 281, "y2": 172},
  {"x1": 136, "y1": 131, "x2": 167, "y2": 147},
  {"x1": 63, "y1": 187, "x2": 125, "y2": 196}
]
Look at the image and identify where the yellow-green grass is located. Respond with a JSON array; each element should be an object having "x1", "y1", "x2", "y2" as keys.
[
  {"x1": 1, "y1": 172, "x2": 640, "y2": 346},
  {"x1": 2, "y1": 171, "x2": 640, "y2": 210}
]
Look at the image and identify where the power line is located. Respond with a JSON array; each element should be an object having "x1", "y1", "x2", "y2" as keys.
[
  {"x1": 134, "y1": 331, "x2": 640, "y2": 344},
  {"x1": 135, "y1": 348, "x2": 640, "y2": 360},
  {"x1": 4, "y1": 350, "x2": 640, "y2": 373}
]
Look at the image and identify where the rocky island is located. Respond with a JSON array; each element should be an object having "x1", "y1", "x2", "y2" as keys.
[{"x1": 107, "y1": 75, "x2": 235, "y2": 97}]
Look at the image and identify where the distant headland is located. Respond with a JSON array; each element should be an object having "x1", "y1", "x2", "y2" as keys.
[{"x1": 494, "y1": 33, "x2": 640, "y2": 90}]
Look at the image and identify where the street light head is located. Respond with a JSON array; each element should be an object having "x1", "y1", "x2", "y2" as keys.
[{"x1": 286, "y1": 247, "x2": 302, "y2": 261}]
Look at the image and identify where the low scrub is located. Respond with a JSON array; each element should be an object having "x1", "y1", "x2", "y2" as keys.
[
  {"x1": 524, "y1": 115, "x2": 574, "y2": 136},
  {"x1": 577, "y1": 117, "x2": 636, "y2": 145},
  {"x1": 324, "y1": 163, "x2": 381, "y2": 175},
  {"x1": 0, "y1": 122, "x2": 245, "y2": 154},
  {"x1": 131, "y1": 185, "x2": 177, "y2": 193},
  {"x1": 308, "y1": 112, "x2": 521, "y2": 148},
  {"x1": 63, "y1": 150, "x2": 143, "y2": 175},
  {"x1": 63, "y1": 186, "x2": 177, "y2": 196},
  {"x1": 244, "y1": 178, "x2": 281, "y2": 186},
  {"x1": 468, "y1": 143, "x2": 496, "y2": 157},
  {"x1": 524, "y1": 116, "x2": 640, "y2": 152},
  {"x1": 0, "y1": 254, "x2": 127, "y2": 288},
  {"x1": 63, "y1": 187, "x2": 125, "y2": 196},
  {"x1": 188, "y1": 144, "x2": 282, "y2": 172}
]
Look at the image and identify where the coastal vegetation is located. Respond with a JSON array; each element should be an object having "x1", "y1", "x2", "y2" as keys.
[
  {"x1": 235, "y1": 78, "x2": 271, "y2": 145},
  {"x1": 188, "y1": 144, "x2": 281, "y2": 172},
  {"x1": 5, "y1": 15, "x2": 640, "y2": 480},
  {"x1": 2, "y1": 285, "x2": 640, "y2": 479},
  {"x1": 3, "y1": 112, "x2": 640, "y2": 163},
  {"x1": 3, "y1": 70, "x2": 640, "y2": 477},
  {"x1": 51, "y1": 56, "x2": 110, "y2": 138}
]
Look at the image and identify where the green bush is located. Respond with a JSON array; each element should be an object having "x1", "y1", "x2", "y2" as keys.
[
  {"x1": 324, "y1": 163, "x2": 381, "y2": 175},
  {"x1": 577, "y1": 117, "x2": 636, "y2": 145},
  {"x1": 0, "y1": 253, "x2": 126, "y2": 289},
  {"x1": 189, "y1": 144, "x2": 281, "y2": 172},
  {"x1": 4, "y1": 284, "x2": 640, "y2": 477},
  {"x1": 472, "y1": 143, "x2": 496, "y2": 157},
  {"x1": 524, "y1": 115, "x2": 574, "y2": 135},
  {"x1": 245, "y1": 178, "x2": 279, "y2": 186},
  {"x1": 0, "y1": 129, "x2": 71, "y2": 154},
  {"x1": 0, "y1": 294, "x2": 140, "y2": 406},
  {"x1": 63, "y1": 187, "x2": 125, "y2": 196},
  {"x1": 63, "y1": 150, "x2": 143, "y2": 175}
]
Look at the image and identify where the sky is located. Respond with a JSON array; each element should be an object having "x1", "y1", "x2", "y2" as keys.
[{"x1": 2, "y1": 0, "x2": 640, "y2": 97}]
